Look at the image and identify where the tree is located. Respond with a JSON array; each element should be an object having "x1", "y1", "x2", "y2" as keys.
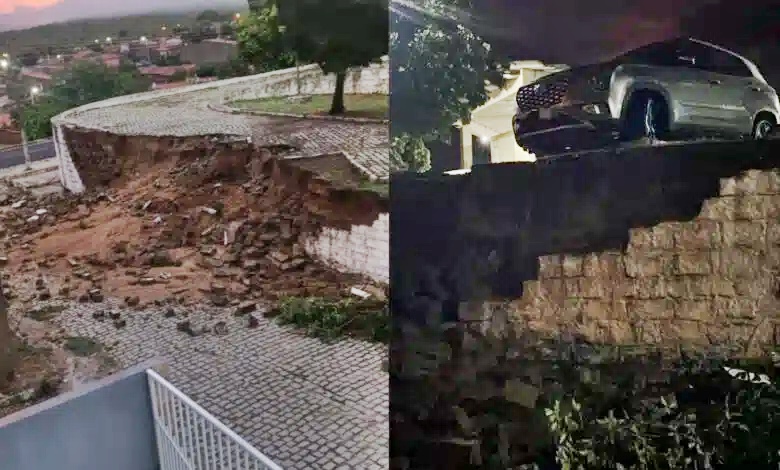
[
  {"x1": 389, "y1": 0, "x2": 502, "y2": 172},
  {"x1": 20, "y1": 98, "x2": 68, "y2": 140},
  {"x1": 270, "y1": 0, "x2": 388, "y2": 115},
  {"x1": 196, "y1": 10, "x2": 223, "y2": 23},
  {"x1": 236, "y1": 6, "x2": 295, "y2": 73},
  {"x1": 20, "y1": 62, "x2": 150, "y2": 140},
  {"x1": 18, "y1": 52, "x2": 39, "y2": 66}
]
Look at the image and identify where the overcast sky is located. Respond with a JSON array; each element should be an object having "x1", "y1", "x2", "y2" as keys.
[
  {"x1": 465, "y1": 0, "x2": 776, "y2": 65},
  {"x1": 0, "y1": 0, "x2": 244, "y2": 30}
]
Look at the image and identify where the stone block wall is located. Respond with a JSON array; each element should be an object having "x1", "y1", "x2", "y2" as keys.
[
  {"x1": 392, "y1": 140, "x2": 780, "y2": 350},
  {"x1": 304, "y1": 213, "x2": 389, "y2": 284},
  {"x1": 512, "y1": 170, "x2": 779, "y2": 349}
]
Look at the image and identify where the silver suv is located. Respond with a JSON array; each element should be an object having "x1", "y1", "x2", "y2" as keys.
[
  {"x1": 513, "y1": 38, "x2": 780, "y2": 155},
  {"x1": 610, "y1": 38, "x2": 779, "y2": 140}
]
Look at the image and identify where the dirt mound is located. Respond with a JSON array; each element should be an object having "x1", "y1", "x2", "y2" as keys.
[{"x1": 0, "y1": 139, "x2": 385, "y2": 309}]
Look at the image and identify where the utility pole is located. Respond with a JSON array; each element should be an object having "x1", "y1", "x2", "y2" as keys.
[
  {"x1": 22, "y1": 87, "x2": 38, "y2": 170},
  {"x1": 21, "y1": 127, "x2": 31, "y2": 170}
]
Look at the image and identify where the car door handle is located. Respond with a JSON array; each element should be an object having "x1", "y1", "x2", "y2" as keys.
[
  {"x1": 749, "y1": 86, "x2": 762, "y2": 92},
  {"x1": 708, "y1": 79, "x2": 721, "y2": 85}
]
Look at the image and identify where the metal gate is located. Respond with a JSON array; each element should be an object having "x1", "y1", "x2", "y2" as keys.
[{"x1": 147, "y1": 369, "x2": 283, "y2": 470}]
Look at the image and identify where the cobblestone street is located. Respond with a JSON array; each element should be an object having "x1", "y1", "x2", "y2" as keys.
[{"x1": 51, "y1": 299, "x2": 388, "y2": 469}]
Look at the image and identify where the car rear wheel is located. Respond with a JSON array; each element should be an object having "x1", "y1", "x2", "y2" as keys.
[
  {"x1": 620, "y1": 92, "x2": 669, "y2": 142},
  {"x1": 752, "y1": 114, "x2": 775, "y2": 139}
]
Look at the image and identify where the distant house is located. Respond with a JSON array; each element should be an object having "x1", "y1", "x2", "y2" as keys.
[
  {"x1": 180, "y1": 38, "x2": 238, "y2": 66},
  {"x1": 99, "y1": 53, "x2": 121, "y2": 68},
  {"x1": 72, "y1": 50, "x2": 98, "y2": 62},
  {"x1": 19, "y1": 67, "x2": 53, "y2": 90},
  {"x1": 126, "y1": 41, "x2": 152, "y2": 63},
  {"x1": 139, "y1": 64, "x2": 197, "y2": 84},
  {"x1": 150, "y1": 37, "x2": 183, "y2": 63}
]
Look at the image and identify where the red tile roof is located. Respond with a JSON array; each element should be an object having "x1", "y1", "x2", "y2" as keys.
[
  {"x1": 20, "y1": 68, "x2": 52, "y2": 81},
  {"x1": 138, "y1": 64, "x2": 196, "y2": 77}
]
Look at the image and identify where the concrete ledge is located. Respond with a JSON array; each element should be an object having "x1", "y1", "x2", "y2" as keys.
[{"x1": 207, "y1": 101, "x2": 389, "y2": 124}]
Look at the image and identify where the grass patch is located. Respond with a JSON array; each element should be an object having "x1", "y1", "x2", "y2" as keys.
[
  {"x1": 232, "y1": 94, "x2": 388, "y2": 120},
  {"x1": 63, "y1": 336, "x2": 102, "y2": 357},
  {"x1": 26, "y1": 304, "x2": 67, "y2": 321},
  {"x1": 271, "y1": 297, "x2": 389, "y2": 343},
  {"x1": 358, "y1": 181, "x2": 389, "y2": 198}
]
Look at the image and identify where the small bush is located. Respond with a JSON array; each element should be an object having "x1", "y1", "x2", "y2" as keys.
[
  {"x1": 63, "y1": 336, "x2": 101, "y2": 357},
  {"x1": 274, "y1": 296, "x2": 389, "y2": 343}
]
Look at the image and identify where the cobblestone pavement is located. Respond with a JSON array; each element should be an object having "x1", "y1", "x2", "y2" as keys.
[
  {"x1": 50, "y1": 299, "x2": 388, "y2": 469},
  {"x1": 62, "y1": 86, "x2": 390, "y2": 180}
]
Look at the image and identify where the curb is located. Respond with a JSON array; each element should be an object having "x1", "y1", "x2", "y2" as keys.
[{"x1": 207, "y1": 102, "x2": 389, "y2": 125}]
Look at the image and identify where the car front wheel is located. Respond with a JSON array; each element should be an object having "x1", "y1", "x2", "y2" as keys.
[
  {"x1": 620, "y1": 92, "x2": 669, "y2": 142},
  {"x1": 752, "y1": 115, "x2": 775, "y2": 139}
]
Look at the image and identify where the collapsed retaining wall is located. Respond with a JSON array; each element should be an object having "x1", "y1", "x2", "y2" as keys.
[
  {"x1": 52, "y1": 60, "x2": 389, "y2": 194},
  {"x1": 392, "y1": 140, "x2": 780, "y2": 351},
  {"x1": 63, "y1": 129, "x2": 389, "y2": 284}
]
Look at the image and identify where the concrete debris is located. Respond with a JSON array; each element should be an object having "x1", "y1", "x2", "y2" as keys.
[
  {"x1": 350, "y1": 287, "x2": 371, "y2": 299},
  {"x1": 0, "y1": 142, "x2": 385, "y2": 312}
]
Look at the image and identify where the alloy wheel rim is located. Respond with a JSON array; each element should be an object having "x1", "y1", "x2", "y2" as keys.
[{"x1": 755, "y1": 120, "x2": 772, "y2": 139}]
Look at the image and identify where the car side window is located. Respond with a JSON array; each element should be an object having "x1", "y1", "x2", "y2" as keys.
[
  {"x1": 671, "y1": 41, "x2": 706, "y2": 69},
  {"x1": 622, "y1": 41, "x2": 681, "y2": 67},
  {"x1": 705, "y1": 48, "x2": 753, "y2": 77}
]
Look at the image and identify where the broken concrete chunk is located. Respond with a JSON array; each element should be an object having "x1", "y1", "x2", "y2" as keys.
[
  {"x1": 11, "y1": 200, "x2": 25, "y2": 209},
  {"x1": 235, "y1": 301, "x2": 256, "y2": 316},
  {"x1": 213, "y1": 321, "x2": 228, "y2": 336},
  {"x1": 350, "y1": 287, "x2": 371, "y2": 299},
  {"x1": 89, "y1": 289, "x2": 104, "y2": 303},
  {"x1": 201, "y1": 207, "x2": 218, "y2": 216}
]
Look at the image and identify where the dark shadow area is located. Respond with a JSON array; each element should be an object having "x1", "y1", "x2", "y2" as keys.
[{"x1": 392, "y1": 139, "x2": 780, "y2": 320}]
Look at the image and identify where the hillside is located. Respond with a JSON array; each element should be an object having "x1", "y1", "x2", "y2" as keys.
[
  {"x1": 0, "y1": 0, "x2": 245, "y2": 33},
  {"x1": 0, "y1": 9, "x2": 245, "y2": 56}
]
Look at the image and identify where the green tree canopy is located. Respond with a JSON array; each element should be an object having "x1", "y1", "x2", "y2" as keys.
[
  {"x1": 390, "y1": 0, "x2": 500, "y2": 140},
  {"x1": 19, "y1": 62, "x2": 150, "y2": 140},
  {"x1": 267, "y1": 0, "x2": 388, "y2": 115},
  {"x1": 196, "y1": 10, "x2": 223, "y2": 22},
  {"x1": 388, "y1": 0, "x2": 505, "y2": 173},
  {"x1": 236, "y1": 5, "x2": 295, "y2": 73}
]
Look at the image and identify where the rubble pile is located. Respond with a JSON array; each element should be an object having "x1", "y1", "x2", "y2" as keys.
[{"x1": 0, "y1": 143, "x2": 383, "y2": 309}]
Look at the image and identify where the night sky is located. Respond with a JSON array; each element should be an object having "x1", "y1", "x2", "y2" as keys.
[{"x1": 466, "y1": 0, "x2": 780, "y2": 67}]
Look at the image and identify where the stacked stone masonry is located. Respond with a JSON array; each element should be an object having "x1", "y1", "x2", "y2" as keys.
[{"x1": 511, "y1": 169, "x2": 780, "y2": 351}]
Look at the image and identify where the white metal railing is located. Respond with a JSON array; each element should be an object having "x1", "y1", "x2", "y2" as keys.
[{"x1": 146, "y1": 369, "x2": 283, "y2": 470}]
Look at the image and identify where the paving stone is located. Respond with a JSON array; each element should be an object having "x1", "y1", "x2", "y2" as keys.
[{"x1": 45, "y1": 298, "x2": 388, "y2": 469}]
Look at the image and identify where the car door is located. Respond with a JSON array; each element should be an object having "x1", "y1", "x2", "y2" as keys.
[
  {"x1": 659, "y1": 40, "x2": 724, "y2": 128},
  {"x1": 618, "y1": 39, "x2": 714, "y2": 127},
  {"x1": 696, "y1": 44, "x2": 756, "y2": 134}
]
